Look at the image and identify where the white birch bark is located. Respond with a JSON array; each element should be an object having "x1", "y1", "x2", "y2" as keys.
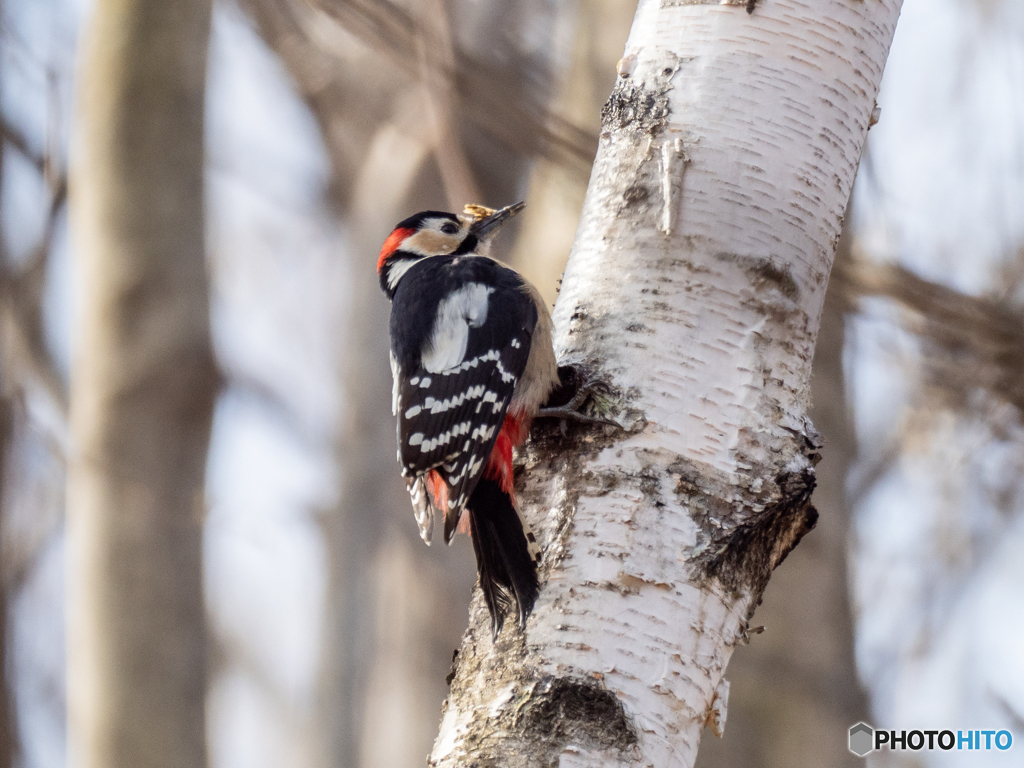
[{"x1": 431, "y1": 2, "x2": 902, "y2": 766}]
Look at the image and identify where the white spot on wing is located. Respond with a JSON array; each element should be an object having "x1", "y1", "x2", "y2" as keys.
[
  {"x1": 390, "y1": 353, "x2": 401, "y2": 415},
  {"x1": 470, "y1": 424, "x2": 496, "y2": 441},
  {"x1": 495, "y1": 359, "x2": 516, "y2": 384},
  {"x1": 421, "y1": 283, "x2": 495, "y2": 373},
  {"x1": 420, "y1": 385, "x2": 487, "y2": 415}
]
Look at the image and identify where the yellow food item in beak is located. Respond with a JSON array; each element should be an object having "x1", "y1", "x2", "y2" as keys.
[{"x1": 463, "y1": 204, "x2": 497, "y2": 221}]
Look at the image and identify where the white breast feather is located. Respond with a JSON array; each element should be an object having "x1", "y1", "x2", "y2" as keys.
[{"x1": 421, "y1": 282, "x2": 494, "y2": 373}]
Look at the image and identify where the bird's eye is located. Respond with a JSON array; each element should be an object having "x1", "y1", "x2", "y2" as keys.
[{"x1": 440, "y1": 222, "x2": 459, "y2": 235}]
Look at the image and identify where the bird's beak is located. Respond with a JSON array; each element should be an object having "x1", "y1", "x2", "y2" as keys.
[{"x1": 469, "y1": 201, "x2": 526, "y2": 239}]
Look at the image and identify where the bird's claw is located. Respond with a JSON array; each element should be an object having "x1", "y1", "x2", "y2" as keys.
[{"x1": 537, "y1": 375, "x2": 620, "y2": 428}]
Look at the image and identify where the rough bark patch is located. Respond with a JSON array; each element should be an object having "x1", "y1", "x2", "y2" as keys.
[
  {"x1": 601, "y1": 59, "x2": 678, "y2": 139},
  {"x1": 519, "y1": 677, "x2": 638, "y2": 755},
  {"x1": 437, "y1": 647, "x2": 638, "y2": 767},
  {"x1": 700, "y1": 469, "x2": 818, "y2": 603}
]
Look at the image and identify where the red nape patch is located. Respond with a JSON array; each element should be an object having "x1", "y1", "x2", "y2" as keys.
[{"x1": 377, "y1": 227, "x2": 414, "y2": 273}]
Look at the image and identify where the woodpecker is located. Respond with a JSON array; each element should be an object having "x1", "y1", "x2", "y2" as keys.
[{"x1": 378, "y1": 202, "x2": 560, "y2": 637}]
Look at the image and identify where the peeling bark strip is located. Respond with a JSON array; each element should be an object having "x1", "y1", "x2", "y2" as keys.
[{"x1": 432, "y1": 2, "x2": 902, "y2": 766}]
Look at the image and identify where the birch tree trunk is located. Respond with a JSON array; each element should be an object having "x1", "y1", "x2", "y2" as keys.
[
  {"x1": 695, "y1": 225, "x2": 867, "y2": 768},
  {"x1": 68, "y1": 1, "x2": 215, "y2": 767},
  {"x1": 432, "y1": 2, "x2": 902, "y2": 766}
]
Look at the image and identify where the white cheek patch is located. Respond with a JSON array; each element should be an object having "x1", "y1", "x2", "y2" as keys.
[{"x1": 422, "y1": 282, "x2": 494, "y2": 373}]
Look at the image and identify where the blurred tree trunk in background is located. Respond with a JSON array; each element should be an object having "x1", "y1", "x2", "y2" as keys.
[
  {"x1": 0, "y1": 46, "x2": 17, "y2": 760},
  {"x1": 0, "y1": 397, "x2": 13, "y2": 768},
  {"x1": 67, "y1": 1, "x2": 216, "y2": 767},
  {"x1": 694, "y1": 221, "x2": 868, "y2": 768}
]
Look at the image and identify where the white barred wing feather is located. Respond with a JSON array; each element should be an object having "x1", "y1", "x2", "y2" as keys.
[{"x1": 396, "y1": 341, "x2": 529, "y2": 542}]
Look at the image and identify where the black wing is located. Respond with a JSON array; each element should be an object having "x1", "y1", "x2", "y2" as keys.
[{"x1": 390, "y1": 256, "x2": 537, "y2": 540}]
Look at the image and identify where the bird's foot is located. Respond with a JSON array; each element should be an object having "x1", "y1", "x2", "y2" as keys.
[{"x1": 537, "y1": 365, "x2": 621, "y2": 428}]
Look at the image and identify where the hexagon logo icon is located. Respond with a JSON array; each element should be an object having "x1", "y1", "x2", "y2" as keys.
[{"x1": 849, "y1": 722, "x2": 874, "y2": 757}]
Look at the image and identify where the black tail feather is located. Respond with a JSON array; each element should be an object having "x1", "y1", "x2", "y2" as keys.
[{"x1": 467, "y1": 478, "x2": 539, "y2": 639}]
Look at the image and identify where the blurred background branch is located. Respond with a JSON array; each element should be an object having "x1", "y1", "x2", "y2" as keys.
[{"x1": 838, "y1": 252, "x2": 1024, "y2": 412}]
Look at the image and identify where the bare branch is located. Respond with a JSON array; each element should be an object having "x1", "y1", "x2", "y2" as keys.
[
  {"x1": 0, "y1": 180, "x2": 69, "y2": 415},
  {"x1": 836, "y1": 255, "x2": 1024, "y2": 412},
  {"x1": 0, "y1": 116, "x2": 45, "y2": 174},
  {"x1": 251, "y1": 0, "x2": 597, "y2": 180}
]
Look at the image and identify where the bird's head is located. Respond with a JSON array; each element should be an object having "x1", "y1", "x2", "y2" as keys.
[{"x1": 377, "y1": 202, "x2": 525, "y2": 296}]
